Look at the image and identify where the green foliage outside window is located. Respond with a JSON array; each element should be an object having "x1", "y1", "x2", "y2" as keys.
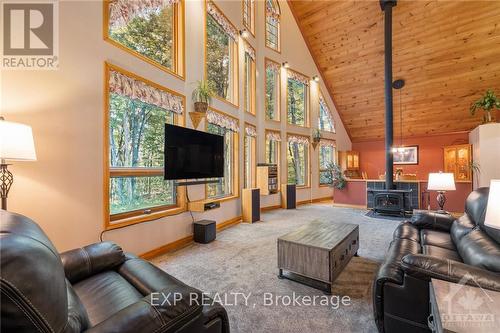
[
  {"x1": 287, "y1": 141, "x2": 307, "y2": 186},
  {"x1": 319, "y1": 101, "x2": 335, "y2": 132},
  {"x1": 206, "y1": 15, "x2": 231, "y2": 100},
  {"x1": 287, "y1": 79, "x2": 306, "y2": 126},
  {"x1": 108, "y1": 5, "x2": 174, "y2": 70},
  {"x1": 266, "y1": 139, "x2": 278, "y2": 165},
  {"x1": 109, "y1": 93, "x2": 175, "y2": 215},
  {"x1": 207, "y1": 123, "x2": 233, "y2": 198},
  {"x1": 319, "y1": 145, "x2": 335, "y2": 184},
  {"x1": 266, "y1": 67, "x2": 279, "y2": 120}
]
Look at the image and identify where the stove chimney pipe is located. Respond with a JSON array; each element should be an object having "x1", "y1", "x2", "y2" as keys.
[{"x1": 380, "y1": 0, "x2": 397, "y2": 190}]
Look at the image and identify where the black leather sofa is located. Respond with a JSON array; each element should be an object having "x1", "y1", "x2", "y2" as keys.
[
  {"x1": 0, "y1": 210, "x2": 230, "y2": 333},
  {"x1": 373, "y1": 187, "x2": 500, "y2": 333}
]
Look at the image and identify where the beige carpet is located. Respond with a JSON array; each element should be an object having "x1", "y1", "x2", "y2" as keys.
[{"x1": 153, "y1": 204, "x2": 400, "y2": 333}]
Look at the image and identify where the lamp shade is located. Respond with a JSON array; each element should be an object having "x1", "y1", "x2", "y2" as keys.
[
  {"x1": 0, "y1": 120, "x2": 37, "y2": 161},
  {"x1": 427, "y1": 172, "x2": 456, "y2": 191},
  {"x1": 485, "y1": 180, "x2": 500, "y2": 230}
]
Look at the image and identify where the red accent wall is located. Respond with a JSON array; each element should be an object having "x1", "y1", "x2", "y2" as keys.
[
  {"x1": 352, "y1": 133, "x2": 470, "y2": 180},
  {"x1": 333, "y1": 181, "x2": 367, "y2": 206}
]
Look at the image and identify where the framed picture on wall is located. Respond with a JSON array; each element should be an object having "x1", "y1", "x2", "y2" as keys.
[{"x1": 393, "y1": 145, "x2": 419, "y2": 165}]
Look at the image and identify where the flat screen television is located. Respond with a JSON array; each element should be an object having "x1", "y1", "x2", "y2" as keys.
[{"x1": 164, "y1": 124, "x2": 224, "y2": 180}]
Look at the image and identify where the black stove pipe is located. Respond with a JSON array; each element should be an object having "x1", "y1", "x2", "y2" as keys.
[{"x1": 380, "y1": 0, "x2": 397, "y2": 190}]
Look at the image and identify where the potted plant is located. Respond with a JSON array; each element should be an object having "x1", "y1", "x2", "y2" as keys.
[
  {"x1": 311, "y1": 129, "x2": 322, "y2": 149},
  {"x1": 470, "y1": 89, "x2": 500, "y2": 123},
  {"x1": 191, "y1": 80, "x2": 214, "y2": 113},
  {"x1": 325, "y1": 162, "x2": 347, "y2": 190}
]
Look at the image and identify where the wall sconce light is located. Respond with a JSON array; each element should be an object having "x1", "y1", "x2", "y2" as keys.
[
  {"x1": 313, "y1": 75, "x2": 320, "y2": 82},
  {"x1": 240, "y1": 29, "x2": 249, "y2": 39},
  {"x1": 282, "y1": 62, "x2": 290, "y2": 69}
]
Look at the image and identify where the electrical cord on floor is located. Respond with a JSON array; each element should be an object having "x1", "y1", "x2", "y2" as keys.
[{"x1": 100, "y1": 188, "x2": 194, "y2": 242}]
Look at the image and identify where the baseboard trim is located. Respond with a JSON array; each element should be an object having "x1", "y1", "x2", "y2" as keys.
[
  {"x1": 261, "y1": 204, "x2": 282, "y2": 211},
  {"x1": 140, "y1": 216, "x2": 242, "y2": 260},
  {"x1": 311, "y1": 196, "x2": 333, "y2": 203},
  {"x1": 331, "y1": 202, "x2": 367, "y2": 209}
]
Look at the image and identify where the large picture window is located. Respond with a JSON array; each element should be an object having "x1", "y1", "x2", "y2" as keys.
[
  {"x1": 104, "y1": 0, "x2": 184, "y2": 78},
  {"x1": 287, "y1": 70, "x2": 309, "y2": 127},
  {"x1": 319, "y1": 141, "x2": 336, "y2": 185},
  {"x1": 265, "y1": 0, "x2": 281, "y2": 52},
  {"x1": 265, "y1": 59, "x2": 281, "y2": 121},
  {"x1": 206, "y1": 110, "x2": 239, "y2": 199},
  {"x1": 206, "y1": 1, "x2": 239, "y2": 105},
  {"x1": 244, "y1": 125, "x2": 257, "y2": 189},
  {"x1": 243, "y1": 42, "x2": 256, "y2": 115},
  {"x1": 319, "y1": 93, "x2": 335, "y2": 133},
  {"x1": 242, "y1": 0, "x2": 255, "y2": 36},
  {"x1": 265, "y1": 131, "x2": 281, "y2": 187},
  {"x1": 287, "y1": 135, "x2": 309, "y2": 187},
  {"x1": 105, "y1": 63, "x2": 185, "y2": 226}
]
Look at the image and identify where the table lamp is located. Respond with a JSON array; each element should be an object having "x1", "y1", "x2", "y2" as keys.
[
  {"x1": 485, "y1": 180, "x2": 500, "y2": 230},
  {"x1": 0, "y1": 117, "x2": 37, "y2": 210},
  {"x1": 427, "y1": 172, "x2": 456, "y2": 213}
]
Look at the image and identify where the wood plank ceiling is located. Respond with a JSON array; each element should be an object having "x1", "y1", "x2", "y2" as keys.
[{"x1": 288, "y1": 0, "x2": 500, "y2": 142}]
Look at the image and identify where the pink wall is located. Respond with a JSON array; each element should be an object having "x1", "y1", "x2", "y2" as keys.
[{"x1": 352, "y1": 132, "x2": 469, "y2": 180}]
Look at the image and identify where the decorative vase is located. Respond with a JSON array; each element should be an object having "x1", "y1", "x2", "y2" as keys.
[{"x1": 194, "y1": 101, "x2": 208, "y2": 113}]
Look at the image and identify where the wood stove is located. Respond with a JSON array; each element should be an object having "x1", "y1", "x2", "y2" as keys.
[{"x1": 372, "y1": 189, "x2": 411, "y2": 217}]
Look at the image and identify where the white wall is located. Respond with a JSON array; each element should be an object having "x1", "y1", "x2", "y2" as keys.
[
  {"x1": 469, "y1": 123, "x2": 500, "y2": 189},
  {"x1": 1, "y1": 0, "x2": 351, "y2": 254}
]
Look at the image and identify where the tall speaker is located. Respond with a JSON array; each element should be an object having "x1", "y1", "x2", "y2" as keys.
[
  {"x1": 242, "y1": 188, "x2": 260, "y2": 223},
  {"x1": 281, "y1": 184, "x2": 296, "y2": 209}
]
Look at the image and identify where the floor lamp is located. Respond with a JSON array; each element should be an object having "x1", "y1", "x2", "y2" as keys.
[{"x1": 0, "y1": 117, "x2": 37, "y2": 210}]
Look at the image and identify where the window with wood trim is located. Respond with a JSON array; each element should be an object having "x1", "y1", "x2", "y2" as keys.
[
  {"x1": 265, "y1": 0, "x2": 280, "y2": 52},
  {"x1": 265, "y1": 131, "x2": 281, "y2": 186},
  {"x1": 242, "y1": 0, "x2": 255, "y2": 35},
  {"x1": 243, "y1": 42, "x2": 256, "y2": 115},
  {"x1": 104, "y1": 0, "x2": 184, "y2": 77},
  {"x1": 287, "y1": 70, "x2": 309, "y2": 127},
  {"x1": 319, "y1": 142, "x2": 336, "y2": 185},
  {"x1": 244, "y1": 125, "x2": 257, "y2": 188},
  {"x1": 206, "y1": 1, "x2": 239, "y2": 105},
  {"x1": 105, "y1": 64, "x2": 185, "y2": 224},
  {"x1": 319, "y1": 92, "x2": 335, "y2": 133},
  {"x1": 287, "y1": 135, "x2": 309, "y2": 187},
  {"x1": 265, "y1": 59, "x2": 281, "y2": 121},
  {"x1": 206, "y1": 110, "x2": 238, "y2": 199}
]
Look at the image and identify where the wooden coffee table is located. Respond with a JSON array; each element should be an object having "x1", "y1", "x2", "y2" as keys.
[{"x1": 277, "y1": 221, "x2": 359, "y2": 294}]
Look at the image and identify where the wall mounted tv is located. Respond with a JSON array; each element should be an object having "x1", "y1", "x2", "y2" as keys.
[{"x1": 164, "y1": 124, "x2": 224, "y2": 180}]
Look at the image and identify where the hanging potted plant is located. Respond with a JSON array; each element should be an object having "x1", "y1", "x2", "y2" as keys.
[
  {"x1": 311, "y1": 129, "x2": 322, "y2": 149},
  {"x1": 191, "y1": 80, "x2": 214, "y2": 113},
  {"x1": 470, "y1": 89, "x2": 500, "y2": 123}
]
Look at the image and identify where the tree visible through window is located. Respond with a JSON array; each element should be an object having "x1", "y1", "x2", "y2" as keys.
[
  {"x1": 319, "y1": 144, "x2": 336, "y2": 185},
  {"x1": 243, "y1": 0, "x2": 255, "y2": 35},
  {"x1": 243, "y1": 43, "x2": 256, "y2": 115},
  {"x1": 287, "y1": 136, "x2": 309, "y2": 186},
  {"x1": 265, "y1": 59, "x2": 280, "y2": 121},
  {"x1": 207, "y1": 123, "x2": 233, "y2": 198},
  {"x1": 287, "y1": 75, "x2": 308, "y2": 127},
  {"x1": 244, "y1": 133, "x2": 256, "y2": 188},
  {"x1": 319, "y1": 94, "x2": 335, "y2": 132}
]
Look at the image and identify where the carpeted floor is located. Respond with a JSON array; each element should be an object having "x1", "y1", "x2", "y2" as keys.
[{"x1": 153, "y1": 204, "x2": 401, "y2": 333}]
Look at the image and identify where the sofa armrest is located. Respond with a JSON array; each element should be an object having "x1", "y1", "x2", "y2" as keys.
[
  {"x1": 401, "y1": 254, "x2": 500, "y2": 292},
  {"x1": 410, "y1": 210, "x2": 456, "y2": 232},
  {"x1": 60, "y1": 242, "x2": 125, "y2": 283},
  {"x1": 84, "y1": 291, "x2": 203, "y2": 333}
]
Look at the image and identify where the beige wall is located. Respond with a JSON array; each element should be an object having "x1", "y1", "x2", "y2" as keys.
[
  {"x1": 1, "y1": 0, "x2": 351, "y2": 254},
  {"x1": 469, "y1": 123, "x2": 500, "y2": 189}
]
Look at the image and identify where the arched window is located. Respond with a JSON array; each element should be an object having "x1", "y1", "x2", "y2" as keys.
[
  {"x1": 319, "y1": 92, "x2": 336, "y2": 133},
  {"x1": 242, "y1": 0, "x2": 255, "y2": 36},
  {"x1": 265, "y1": 0, "x2": 280, "y2": 52}
]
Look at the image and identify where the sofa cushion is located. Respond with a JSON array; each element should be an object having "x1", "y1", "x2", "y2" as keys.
[
  {"x1": 73, "y1": 271, "x2": 143, "y2": 326},
  {"x1": 451, "y1": 215, "x2": 475, "y2": 245},
  {"x1": 420, "y1": 229, "x2": 456, "y2": 251},
  {"x1": 423, "y1": 245, "x2": 462, "y2": 262},
  {"x1": 464, "y1": 187, "x2": 489, "y2": 225},
  {"x1": 393, "y1": 222, "x2": 420, "y2": 242},
  {"x1": 456, "y1": 229, "x2": 500, "y2": 272}
]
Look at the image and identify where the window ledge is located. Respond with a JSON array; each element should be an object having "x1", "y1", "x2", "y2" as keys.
[
  {"x1": 106, "y1": 206, "x2": 186, "y2": 231},
  {"x1": 206, "y1": 194, "x2": 239, "y2": 204}
]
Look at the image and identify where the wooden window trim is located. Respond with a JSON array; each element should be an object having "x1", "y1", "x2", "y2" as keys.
[
  {"x1": 244, "y1": 122, "x2": 257, "y2": 189},
  {"x1": 242, "y1": 0, "x2": 255, "y2": 37},
  {"x1": 204, "y1": 107, "x2": 240, "y2": 201},
  {"x1": 265, "y1": 129, "x2": 281, "y2": 189},
  {"x1": 204, "y1": 0, "x2": 239, "y2": 108},
  {"x1": 286, "y1": 133, "x2": 310, "y2": 188},
  {"x1": 265, "y1": 0, "x2": 281, "y2": 53},
  {"x1": 244, "y1": 51, "x2": 256, "y2": 115},
  {"x1": 318, "y1": 141, "x2": 336, "y2": 187},
  {"x1": 264, "y1": 58, "x2": 281, "y2": 122},
  {"x1": 286, "y1": 68, "x2": 310, "y2": 128},
  {"x1": 103, "y1": 0, "x2": 185, "y2": 80},
  {"x1": 103, "y1": 62, "x2": 187, "y2": 230}
]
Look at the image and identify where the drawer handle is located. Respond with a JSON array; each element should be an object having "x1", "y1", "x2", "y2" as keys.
[{"x1": 352, "y1": 239, "x2": 357, "y2": 245}]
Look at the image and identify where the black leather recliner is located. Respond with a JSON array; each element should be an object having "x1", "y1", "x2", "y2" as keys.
[
  {"x1": 0, "y1": 210, "x2": 230, "y2": 333},
  {"x1": 373, "y1": 187, "x2": 500, "y2": 333}
]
